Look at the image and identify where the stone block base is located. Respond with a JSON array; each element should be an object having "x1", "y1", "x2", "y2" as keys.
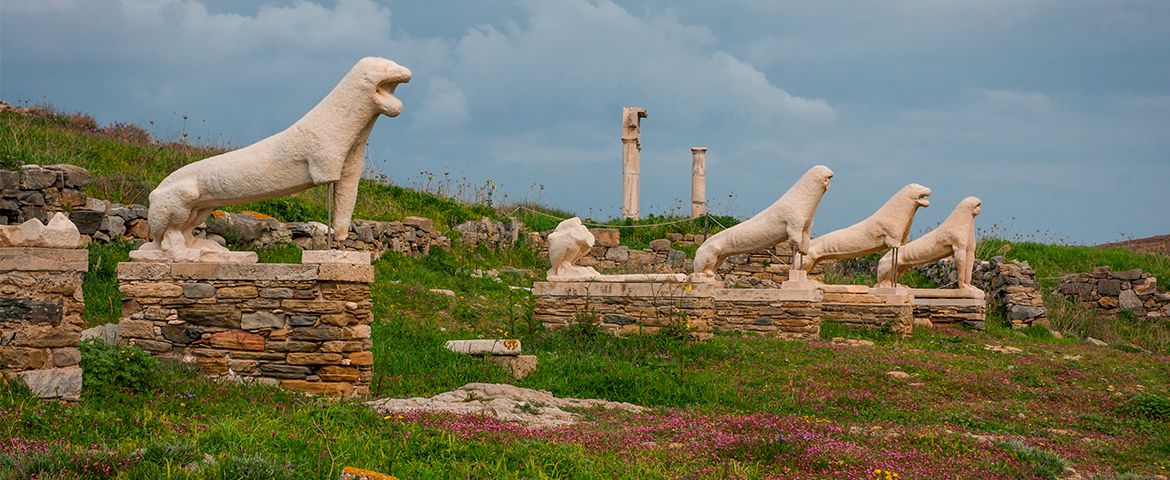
[
  {"x1": 909, "y1": 288, "x2": 987, "y2": 330},
  {"x1": 0, "y1": 247, "x2": 87, "y2": 401},
  {"x1": 713, "y1": 288, "x2": 822, "y2": 338},
  {"x1": 117, "y1": 261, "x2": 375, "y2": 397},
  {"x1": 533, "y1": 281, "x2": 715, "y2": 339},
  {"x1": 820, "y1": 285, "x2": 913, "y2": 335}
]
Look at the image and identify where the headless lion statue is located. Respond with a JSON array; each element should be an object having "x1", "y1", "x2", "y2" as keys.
[
  {"x1": 801, "y1": 183, "x2": 932, "y2": 274},
  {"x1": 876, "y1": 196, "x2": 982, "y2": 290},
  {"x1": 132, "y1": 57, "x2": 412, "y2": 262},
  {"x1": 691, "y1": 165, "x2": 833, "y2": 281},
  {"x1": 546, "y1": 217, "x2": 601, "y2": 280}
]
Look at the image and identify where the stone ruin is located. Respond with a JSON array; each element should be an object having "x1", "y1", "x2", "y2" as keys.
[
  {"x1": 1058, "y1": 266, "x2": 1169, "y2": 318},
  {"x1": 0, "y1": 213, "x2": 86, "y2": 400},
  {"x1": 533, "y1": 165, "x2": 999, "y2": 338},
  {"x1": 111, "y1": 57, "x2": 412, "y2": 396}
]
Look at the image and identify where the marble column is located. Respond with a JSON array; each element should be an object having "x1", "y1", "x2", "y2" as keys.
[
  {"x1": 620, "y1": 107, "x2": 647, "y2": 219},
  {"x1": 690, "y1": 147, "x2": 707, "y2": 217}
]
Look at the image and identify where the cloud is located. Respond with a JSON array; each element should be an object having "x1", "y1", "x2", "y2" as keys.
[{"x1": 412, "y1": 77, "x2": 470, "y2": 129}]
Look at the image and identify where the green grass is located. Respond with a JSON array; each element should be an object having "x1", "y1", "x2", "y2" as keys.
[
  {"x1": 978, "y1": 238, "x2": 1170, "y2": 289},
  {"x1": 82, "y1": 241, "x2": 133, "y2": 326}
]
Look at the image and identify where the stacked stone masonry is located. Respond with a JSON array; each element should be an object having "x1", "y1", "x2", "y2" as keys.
[
  {"x1": 117, "y1": 261, "x2": 375, "y2": 397},
  {"x1": 533, "y1": 282, "x2": 715, "y2": 339},
  {"x1": 820, "y1": 285, "x2": 914, "y2": 335},
  {"x1": 919, "y1": 256, "x2": 1047, "y2": 328},
  {"x1": 0, "y1": 165, "x2": 109, "y2": 237},
  {"x1": 533, "y1": 281, "x2": 833, "y2": 339},
  {"x1": 1058, "y1": 267, "x2": 1169, "y2": 318},
  {"x1": 0, "y1": 247, "x2": 87, "y2": 400},
  {"x1": 909, "y1": 288, "x2": 987, "y2": 329}
]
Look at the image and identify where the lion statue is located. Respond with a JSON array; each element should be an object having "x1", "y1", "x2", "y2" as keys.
[
  {"x1": 876, "y1": 196, "x2": 981, "y2": 290},
  {"x1": 546, "y1": 217, "x2": 601, "y2": 280},
  {"x1": 690, "y1": 165, "x2": 833, "y2": 281},
  {"x1": 800, "y1": 183, "x2": 932, "y2": 274},
  {"x1": 132, "y1": 57, "x2": 412, "y2": 262}
]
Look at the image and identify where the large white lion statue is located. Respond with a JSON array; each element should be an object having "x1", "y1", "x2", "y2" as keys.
[
  {"x1": 690, "y1": 165, "x2": 833, "y2": 281},
  {"x1": 800, "y1": 183, "x2": 932, "y2": 274},
  {"x1": 131, "y1": 57, "x2": 412, "y2": 262},
  {"x1": 876, "y1": 196, "x2": 982, "y2": 290}
]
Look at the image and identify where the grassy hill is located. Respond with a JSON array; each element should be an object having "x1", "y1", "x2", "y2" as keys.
[{"x1": 2, "y1": 104, "x2": 1169, "y2": 479}]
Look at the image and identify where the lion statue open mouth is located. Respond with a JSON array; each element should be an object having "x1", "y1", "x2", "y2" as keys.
[{"x1": 132, "y1": 57, "x2": 412, "y2": 262}]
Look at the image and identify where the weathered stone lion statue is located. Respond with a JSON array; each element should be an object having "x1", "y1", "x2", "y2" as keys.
[
  {"x1": 132, "y1": 57, "x2": 412, "y2": 262},
  {"x1": 876, "y1": 196, "x2": 982, "y2": 290},
  {"x1": 800, "y1": 183, "x2": 932, "y2": 274},
  {"x1": 546, "y1": 217, "x2": 601, "y2": 280},
  {"x1": 690, "y1": 165, "x2": 833, "y2": 281}
]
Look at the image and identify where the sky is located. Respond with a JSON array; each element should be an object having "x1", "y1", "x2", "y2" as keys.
[{"x1": 2, "y1": 0, "x2": 1168, "y2": 244}]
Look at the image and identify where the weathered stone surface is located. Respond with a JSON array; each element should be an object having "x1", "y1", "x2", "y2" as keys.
[
  {"x1": 208, "y1": 331, "x2": 265, "y2": 351},
  {"x1": 0, "y1": 346, "x2": 48, "y2": 370},
  {"x1": 68, "y1": 209, "x2": 105, "y2": 235},
  {"x1": 339, "y1": 466, "x2": 397, "y2": 480},
  {"x1": 1119, "y1": 290, "x2": 1143, "y2": 311},
  {"x1": 1098, "y1": 279, "x2": 1122, "y2": 296},
  {"x1": 217, "y1": 286, "x2": 258, "y2": 299},
  {"x1": 16, "y1": 366, "x2": 82, "y2": 400},
  {"x1": 118, "y1": 320, "x2": 156, "y2": 339},
  {"x1": 0, "y1": 298, "x2": 62, "y2": 324},
  {"x1": 286, "y1": 352, "x2": 342, "y2": 365},
  {"x1": 242, "y1": 311, "x2": 286, "y2": 330},
  {"x1": 445, "y1": 339, "x2": 521, "y2": 356},
  {"x1": 178, "y1": 305, "x2": 240, "y2": 328},
  {"x1": 289, "y1": 326, "x2": 346, "y2": 341},
  {"x1": 259, "y1": 287, "x2": 294, "y2": 299},
  {"x1": 348, "y1": 351, "x2": 374, "y2": 366},
  {"x1": 182, "y1": 283, "x2": 216, "y2": 299},
  {"x1": 492, "y1": 355, "x2": 538, "y2": 379},
  {"x1": 590, "y1": 228, "x2": 620, "y2": 247},
  {"x1": 319, "y1": 365, "x2": 360, "y2": 382},
  {"x1": 120, "y1": 282, "x2": 184, "y2": 298},
  {"x1": 366, "y1": 383, "x2": 644, "y2": 427},
  {"x1": 161, "y1": 324, "x2": 202, "y2": 344},
  {"x1": 281, "y1": 300, "x2": 345, "y2": 314},
  {"x1": 13, "y1": 325, "x2": 81, "y2": 348},
  {"x1": 281, "y1": 379, "x2": 355, "y2": 396}
]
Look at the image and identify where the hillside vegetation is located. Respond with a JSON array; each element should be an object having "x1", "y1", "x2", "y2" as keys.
[{"x1": 2, "y1": 104, "x2": 1169, "y2": 479}]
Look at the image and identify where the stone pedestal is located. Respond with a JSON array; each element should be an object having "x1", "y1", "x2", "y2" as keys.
[
  {"x1": 820, "y1": 284, "x2": 913, "y2": 335},
  {"x1": 713, "y1": 288, "x2": 822, "y2": 338},
  {"x1": 909, "y1": 288, "x2": 987, "y2": 329},
  {"x1": 116, "y1": 260, "x2": 374, "y2": 397},
  {"x1": 534, "y1": 281, "x2": 714, "y2": 339},
  {"x1": 0, "y1": 247, "x2": 88, "y2": 401}
]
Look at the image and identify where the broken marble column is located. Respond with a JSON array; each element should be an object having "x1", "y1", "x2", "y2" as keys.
[
  {"x1": 690, "y1": 147, "x2": 707, "y2": 218},
  {"x1": 620, "y1": 107, "x2": 647, "y2": 220}
]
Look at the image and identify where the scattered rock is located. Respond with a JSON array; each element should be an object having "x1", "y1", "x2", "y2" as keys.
[
  {"x1": 340, "y1": 466, "x2": 397, "y2": 480},
  {"x1": 429, "y1": 288, "x2": 456, "y2": 298},
  {"x1": 831, "y1": 337, "x2": 875, "y2": 347},
  {"x1": 984, "y1": 344, "x2": 1024, "y2": 354},
  {"x1": 1086, "y1": 337, "x2": 1108, "y2": 347},
  {"x1": 366, "y1": 383, "x2": 644, "y2": 428},
  {"x1": 886, "y1": 371, "x2": 911, "y2": 379},
  {"x1": 1062, "y1": 354, "x2": 1082, "y2": 361}
]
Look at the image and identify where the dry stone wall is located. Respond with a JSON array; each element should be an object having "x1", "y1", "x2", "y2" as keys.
[
  {"x1": 919, "y1": 256, "x2": 1047, "y2": 328},
  {"x1": 0, "y1": 165, "x2": 109, "y2": 238},
  {"x1": 0, "y1": 247, "x2": 87, "y2": 400},
  {"x1": 1058, "y1": 267, "x2": 1169, "y2": 318},
  {"x1": 117, "y1": 261, "x2": 375, "y2": 397},
  {"x1": 533, "y1": 281, "x2": 715, "y2": 339}
]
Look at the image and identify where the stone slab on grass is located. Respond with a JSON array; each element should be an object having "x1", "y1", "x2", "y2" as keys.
[{"x1": 445, "y1": 339, "x2": 521, "y2": 356}]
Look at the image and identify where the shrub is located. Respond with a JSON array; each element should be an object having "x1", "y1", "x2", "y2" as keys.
[
  {"x1": 1119, "y1": 392, "x2": 1170, "y2": 420},
  {"x1": 79, "y1": 339, "x2": 160, "y2": 396}
]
